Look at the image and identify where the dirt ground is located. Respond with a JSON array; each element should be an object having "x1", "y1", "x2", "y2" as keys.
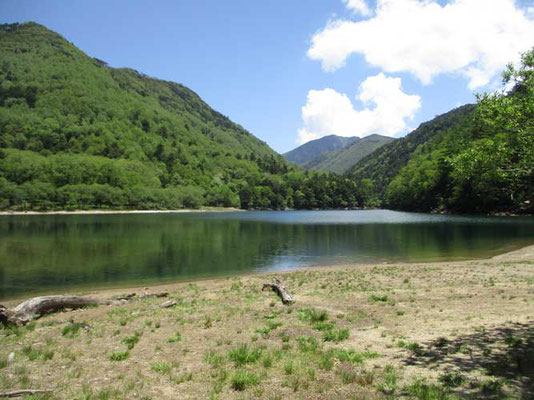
[{"x1": 1, "y1": 245, "x2": 533, "y2": 399}]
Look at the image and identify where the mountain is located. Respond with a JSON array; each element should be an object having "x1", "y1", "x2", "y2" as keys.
[
  {"x1": 349, "y1": 46, "x2": 533, "y2": 214},
  {"x1": 348, "y1": 105, "x2": 475, "y2": 198},
  {"x1": 0, "y1": 22, "x2": 365, "y2": 211},
  {"x1": 309, "y1": 134, "x2": 395, "y2": 174},
  {"x1": 283, "y1": 135, "x2": 359, "y2": 167}
]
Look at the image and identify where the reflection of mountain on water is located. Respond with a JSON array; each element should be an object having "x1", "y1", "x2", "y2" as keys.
[{"x1": 1, "y1": 211, "x2": 533, "y2": 299}]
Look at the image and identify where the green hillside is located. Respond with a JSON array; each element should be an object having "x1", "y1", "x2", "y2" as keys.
[
  {"x1": 349, "y1": 105, "x2": 476, "y2": 197},
  {"x1": 350, "y1": 48, "x2": 533, "y2": 214},
  {"x1": 0, "y1": 22, "x2": 365, "y2": 211},
  {"x1": 310, "y1": 134, "x2": 395, "y2": 174},
  {"x1": 284, "y1": 135, "x2": 359, "y2": 167}
]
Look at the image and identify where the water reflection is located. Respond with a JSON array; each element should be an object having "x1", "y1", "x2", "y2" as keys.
[{"x1": 1, "y1": 211, "x2": 533, "y2": 299}]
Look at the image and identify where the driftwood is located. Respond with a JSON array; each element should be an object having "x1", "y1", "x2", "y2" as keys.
[
  {"x1": 0, "y1": 389, "x2": 53, "y2": 398},
  {"x1": 0, "y1": 296, "x2": 111, "y2": 326},
  {"x1": 160, "y1": 300, "x2": 177, "y2": 308},
  {"x1": 262, "y1": 279, "x2": 294, "y2": 304},
  {"x1": 115, "y1": 292, "x2": 168, "y2": 301}
]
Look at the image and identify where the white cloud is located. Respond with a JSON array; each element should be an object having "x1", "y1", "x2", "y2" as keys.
[
  {"x1": 308, "y1": 0, "x2": 534, "y2": 89},
  {"x1": 345, "y1": 0, "x2": 371, "y2": 16},
  {"x1": 298, "y1": 73, "x2": 421, "y2": 144}
]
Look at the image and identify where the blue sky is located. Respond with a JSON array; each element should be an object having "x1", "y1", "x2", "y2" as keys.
[{"x1": 1, "y1": 0, "x2": 532, "y2": 153}]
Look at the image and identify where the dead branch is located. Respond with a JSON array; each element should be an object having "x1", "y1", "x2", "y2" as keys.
[
  {"x1": 262, "y1": 279, "x2": 294, "y2": 304},
  {"x1": 0, "y1": 389, "x2": 53, "y2": 398}
]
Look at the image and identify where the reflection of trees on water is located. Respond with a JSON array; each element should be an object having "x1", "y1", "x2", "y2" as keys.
[{"x1": 0, "y1": 214, "x2": 533, "y2": 298}]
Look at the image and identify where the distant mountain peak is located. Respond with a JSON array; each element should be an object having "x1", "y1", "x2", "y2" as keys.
[{"x1": 284, "y1": 135, "x2": 359, "y2": 167}]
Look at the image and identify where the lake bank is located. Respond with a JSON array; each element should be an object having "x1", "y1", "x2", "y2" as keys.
[
  {"x1": 0, "y1": 207, "x2": 243, "y2": 216},
  {"x1": 1, "y1": 245, "x2": 532, "y2": 399}
]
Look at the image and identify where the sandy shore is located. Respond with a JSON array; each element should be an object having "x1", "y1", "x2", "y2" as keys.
[
  {"x1": 1, "y1": 245, "x2": 533, "y2": 399},
  {"x1": 0, "y1": 207, "x2": 243, "y2": 216}
]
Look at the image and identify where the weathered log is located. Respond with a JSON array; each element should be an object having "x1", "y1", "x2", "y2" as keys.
[
  {"x1": 262, "y1": 279, "x2": 294, "y2": 304},
  {"x1": 0, "y1": 296, "x2": 111, "y2": 326},
  {"x1": 142, "y1": 292, "x2": 169, "y2": 299},
  {"x1": 160, "y1": 300, "x2": 177, "y2": 308},
  {"x1": 0, "y1": 389, "x2": 53, "y2": 398},
  {"x1": 115, "y1": 293, "x2": 136, "y2": 301}
]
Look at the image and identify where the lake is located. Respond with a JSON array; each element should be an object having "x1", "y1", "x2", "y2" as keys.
[{"x1": 1, "y1": 210, "x2": 534, "y2": 300}]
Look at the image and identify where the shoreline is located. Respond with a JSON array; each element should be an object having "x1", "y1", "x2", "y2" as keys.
[
  {"x1": 0, "y1": 207, "x2": 243, "y2": 216},
  {"x1": 1, "y1": 242, "x2": 532, "y2": 399},
  {"x1": 3, "y1": 243, "x2": 533, "y2": 306}
]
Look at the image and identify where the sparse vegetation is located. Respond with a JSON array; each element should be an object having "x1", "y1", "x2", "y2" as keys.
[{"x1": 0, "y1": 249, "x2": 531, "y2": 399}]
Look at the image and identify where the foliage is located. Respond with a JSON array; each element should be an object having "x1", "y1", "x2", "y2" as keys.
[
  {"x1": 353, "y1": 48, "x2": 533, "y2": 214},
  {"x1": 0, "y1": 23, "x2": 367, "y2": 211}
]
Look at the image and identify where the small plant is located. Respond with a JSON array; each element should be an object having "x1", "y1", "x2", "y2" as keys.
[
  {"x1": 318, "y1": 353, "x2": 334, "y2": 370},
  {"x1": 151, "y1": 362, "x2": 174, "y2": 373},
  {"x1": 327, "y1": 348, "x2": 379, "y2": 364},
  {"x1": 405, "y1": 378, "x2": 454, "y2": 399},
  {"x1": 439, "y1": 371, "x2": 465, "y2": 387},
  {"x1": 284, "y1": 360, "x2": 296, "y2": 375},
  {"x1": 167, "y1": 332, "x2": 182, "y2": 343},
  {"x1": 121, "y1": 332, "x2": 141, "y2": 349},
  {"x1": 341, "y1": 370, "x2": 356, "y2": 384},
  {"x1": 299, "y1": 308, "x2": 329, "y2": 323},
  {"x1": 21, "y1": 345, "x2": 54, "y2": 361},
  {"x1": 377, "y1": 365, "x2": 397, "y2": 394},
  {"x1": 369, "y1": 294, "x2": 389, "y2": 302},
  {"x1": 433, "y1": 337, "x2": 448, "y2": 348},
  {"x1": 261, "y1": 353, "x2": 273, "y2": 368},
  {"x1": 479, "y1": 377, "x2": 504, "y2": 395},
  {"x1": 323, "y1": 328, "x2": 350, "y2": 343},
  {"x1": 313, "y1": 321, "x2": 335, "y2": 331},
  {"x1": 204, "y1": 316, "x2": 213, "y2": 329},
  {"x1": 296, "y1": 336, "x2": 319, "y2": 353},
  {"x1": 230, "y1": 369, "x2": 259, "y2": 391},
  {"x1": 205, "y1": 351, "x2": 224, "y2": 368},
  {"x1": 228, "y1": 344, "x2": 262, "y2": 366},
  {"x1": 109, "y1": 351, "x2": 130, "y2": 361}
]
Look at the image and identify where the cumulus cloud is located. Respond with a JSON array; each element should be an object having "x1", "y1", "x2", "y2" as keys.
[
  {"x1": 308, "y1": 0, "x2": 534, "y2": 89},
  {"x1": 344, "y1": 0, "x2": 371, "y2": 16},
  {"x1": 298, "y1": 73, "x2": 421, "y2": 144}
]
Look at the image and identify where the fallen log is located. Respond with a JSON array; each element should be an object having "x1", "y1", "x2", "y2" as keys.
[
  {"x1": 160, "y1": 300, "x2": 177, "y2": 308},
  {"x1": 0, "y1": 296, "x2": 111, "y2": 326},
  {"x1": 262, "y1": 279, "x2": 294, "y2": 304},
  {"x1": 142, "y1": 292, "x2": 169, "y2": 299},
  {"x1": 0, "y1": 389, "x2": 53, "y2": 398}
]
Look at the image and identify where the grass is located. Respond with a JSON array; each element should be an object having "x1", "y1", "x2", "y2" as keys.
[
  {"x1": 298, "y1": 308, "x2": 329, "y2": 323},
  {"x1": 405, "y1": 378, "x2": 458, "y2": 400},
  {"x1": 151, "y1": 362, "x2": 174, "y2": 373},
  {"x1": 0, "y1": 254, "x2": 530, "y2": 399},
  {"x1": 369, "y1": 294, "x2": 389, "y2": 302},
  {"x1": 323, "y1": 327, "x2": 350, "y2": 342},
  {"x1": 121, "y1": 331, "x2": 141, "y2": 349},
  {"x1": 21, "y1": 345, "x2": 54, "y2": 361},
  {"x1": 438, "y1": 371, "x2": 465, "y2": 387},
  {"x1": 109, "y1": 351, "x2": 129, "y2": 361},
  {"x1": 227, "y1": 344, "x2": 262, "y2": 366},
  {"x1": 167, "y1": 332, "x2": 182, "y2": 343},
  {"x1": 62, "y1": 323, "x2": 81, "y2": 338},
  {"x1": 296, "y1": 336, "x2": 320, "y2": 353},
  {"x1": 230, "y1": 369, "x2": 259, "y2": 391}
]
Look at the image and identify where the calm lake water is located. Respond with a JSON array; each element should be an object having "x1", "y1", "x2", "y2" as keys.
[{"x1": 1, "y1": 210, "x2": 534, "y2": 299}]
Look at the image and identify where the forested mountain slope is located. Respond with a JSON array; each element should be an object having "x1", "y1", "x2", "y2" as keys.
[
  {"x1": 0, "y1": 22, "x2": 365, "y2": 211},
  {"x1": 283, "y1": 135, "x2": 359, "y2": 167},
  {"x1": 350, "y1": 48, "x2": 533, "y2": 214},
  {"x1": 310, "y1": 134, "x2": 395, "y2": 174},
  {"x1": 348, "y1": 105, "x2": 476, "y2": 197}
]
